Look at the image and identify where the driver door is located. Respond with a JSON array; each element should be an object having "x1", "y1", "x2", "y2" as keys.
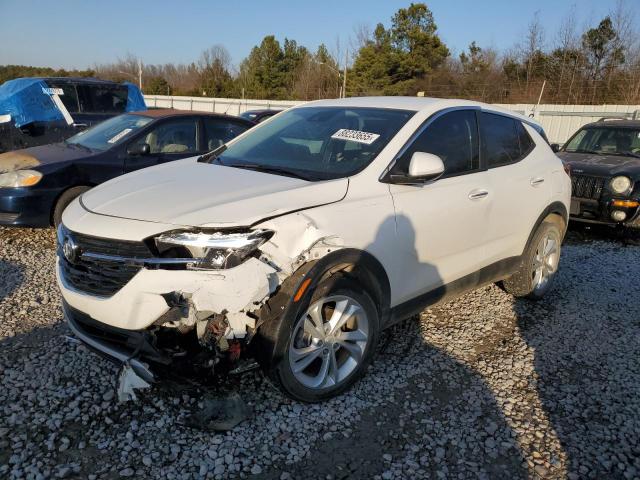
[
  {"x1": 125, "y1": 118, "x2": 199, "y2": 172},
  {"x1": 387, "y1": 109, "x2": 492, "y2": 304}
]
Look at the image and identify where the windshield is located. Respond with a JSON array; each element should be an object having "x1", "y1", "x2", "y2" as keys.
[
  {"x1": 214, "y1": 107, "x2": 415, "y2": 180},
  {"x1": 66, "y1": 114, "x2": 153, "y2": 151},
  {"x1": 564, "y1": 126, "x2": 640, "y2": 157}
]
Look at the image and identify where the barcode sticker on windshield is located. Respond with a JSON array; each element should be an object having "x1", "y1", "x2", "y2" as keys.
[
  {"x1": 331, "y1": 129, "x2": 380, "y2": 145},
  {"x1": 107, "y1": 128, "x2": 132, "y2": 144}
]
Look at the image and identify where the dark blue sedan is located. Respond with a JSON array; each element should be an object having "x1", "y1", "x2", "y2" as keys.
[{"x1": 0, "y1": 109, "x2": 253, "y2": 227}]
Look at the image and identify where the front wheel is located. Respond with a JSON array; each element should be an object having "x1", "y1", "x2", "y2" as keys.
[
  {"x1": 502, "y1": 221, "x2": 562, "y2": 300},
  {"x1": 257, "y1": 276, "x2": 380, "y2": 402}
]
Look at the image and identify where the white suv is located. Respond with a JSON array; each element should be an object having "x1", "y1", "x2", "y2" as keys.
[{"x1": 56, "y1": 97, "x2": 571, "y2": 402}]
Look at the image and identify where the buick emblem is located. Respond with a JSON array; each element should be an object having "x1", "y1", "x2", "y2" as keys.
[{"x1": 62, "y1": 236, "x2": 80, "y2": 264}]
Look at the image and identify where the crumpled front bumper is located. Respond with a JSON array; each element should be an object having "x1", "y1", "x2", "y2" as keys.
[
  {"x1": 56, "y1": 256, "x2": 279, "y2": 332},
  {"x1": 63, "y1": 300, "x2": 158, "y2": 383}
]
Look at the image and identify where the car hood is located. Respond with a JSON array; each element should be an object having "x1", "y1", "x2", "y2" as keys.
[
  {"x1": 81, "y1": 158, "x2": 349, "y2": 228},
  {"x1": 0, "y1": 143, "x2": 93, "y2": 173},
  {"x1": 558, "y1": 151, "x2": 640, "y2": 177}
]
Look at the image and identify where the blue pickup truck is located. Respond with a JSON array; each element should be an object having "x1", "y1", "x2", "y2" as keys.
[{"x1": 0, "y1": 77, "x2": 146, "y2": 153}]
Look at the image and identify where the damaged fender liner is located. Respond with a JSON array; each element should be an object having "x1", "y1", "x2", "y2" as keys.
[{"x1": 250, "y1": 248, "x2": 391, "y2": 365}]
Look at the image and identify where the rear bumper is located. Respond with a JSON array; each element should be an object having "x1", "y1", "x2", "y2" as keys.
[
  {"x1": 63, "y1": 300, "x2": 160, "y2": 383},
  {"x1": 0, "y1": 187, "x2": 60, "y2": 227}
]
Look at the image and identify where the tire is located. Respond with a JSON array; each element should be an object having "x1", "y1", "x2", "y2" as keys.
[
  {"x1": 502, "y1": 220, "x2": 562, "y2": 300},
  {"x1": 52, "y1": 186, "x2": 91, "y2": 227},
  {"x1": 256, "y1": 275, "x2": 380, "y2": 402}
]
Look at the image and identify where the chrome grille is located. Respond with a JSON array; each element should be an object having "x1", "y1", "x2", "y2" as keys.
[
  {"x1": 58, "y1": 228, "x2": 150, "y2": 297},
  {"x1": 571, "y1": 174, "x2": 605, "y2": 200}
]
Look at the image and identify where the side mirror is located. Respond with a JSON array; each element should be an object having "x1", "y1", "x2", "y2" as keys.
[
  {"x1": 127, "y1": 143, "x2": 150, "y2": 156},
  {"x1": 407, "y1": 152, "x2": 445, "y2": 181},
  {"x1": 550, "y1": 143, "x2": 561, "y2": 153}
]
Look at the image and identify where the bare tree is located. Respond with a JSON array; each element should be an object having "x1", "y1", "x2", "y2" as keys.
[
  {"x1": 523, "y1": 11, "x2": 545, "y2": 92},
  {"x1": 352, "y1": 23, "x2": 372, "y2": 50},
  {"x1": 554, "y1": 5, "x2": 579, "y2": 102}
]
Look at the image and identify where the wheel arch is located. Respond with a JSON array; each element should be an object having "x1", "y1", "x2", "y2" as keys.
[
  {"x1": 523, "y1": 201, "x2": 568, "y2": 255},
  {"x1": 302, "y1": 248, "x2": 392, "y2": 323},
  {"x1": 50, "y1": 184, "x2": 94, "y2": 225},
  {"x1": 251, "y1": 248, "x2": 392, "y2": 363}
]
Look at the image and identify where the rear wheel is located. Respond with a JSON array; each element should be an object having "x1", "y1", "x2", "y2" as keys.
[
  {"x1": 53, "y1": 186, "x2": 90, "y2": 227},
  {"x1": 502, "y1": 221, "x2": 562, "y2": 300},
  {"x1": 257, "y1": 276, "x2": 380, "y2": 402}
]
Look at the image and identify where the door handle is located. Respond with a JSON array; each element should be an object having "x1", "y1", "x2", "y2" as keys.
[
  {"x1": 72, "y1": 123, "x2": 88, "y2": 128},
  {"x1": 468, "y1": 189, "x2": 489, "y2": 200},
  {"x1": 530, "y1": 177, "x2": 545, "y2": 187}
]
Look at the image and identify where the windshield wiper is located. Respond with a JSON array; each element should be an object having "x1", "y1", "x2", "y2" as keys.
[
  {"x1": 65, "y1": 141, "x2": 92, "y2": 153},
  {"x1": 198, "y1": 145, "x2": 227, "y2": 163},
  {"x1": 572, "y1": 149, "x2": 601, "y2": 155},
  {"x1": 225, "y1": 163, "x2": 311, "y2": 181}
]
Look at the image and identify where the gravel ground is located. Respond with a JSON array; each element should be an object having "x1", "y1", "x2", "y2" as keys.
[{"x1": 0, "y1": 225, "x2": 639, "y2": 479}]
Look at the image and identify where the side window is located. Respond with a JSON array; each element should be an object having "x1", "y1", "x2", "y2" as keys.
[
  {"x1": 481, "y1": 112, "x2": 523, "y2": 167},
  {"x1": 203, "y1": 119, "x2": 249, "y2": 151},
  {"x1": 131, "y1": 119, "x2": 198, "y2": 154},
  {"x1": 46, "y1": 82, "x2": 79, "y2": 113},
  {"x1": 399, "y1": 110, "x2": 479, "y2": 176},
  {"x1": 517, "y1": 121, "x2": 535, "y2": 155},
  {"x1": 79, "y1": 85, "x2": 128, "y2": 113}
]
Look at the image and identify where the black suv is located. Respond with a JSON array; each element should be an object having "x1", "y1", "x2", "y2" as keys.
[
  {"x1": 0, "y1": 77, "x2": 146, "y2": 153},
  {"x1": 557, "y1": 119, "x2": 640, "y2": 228}
]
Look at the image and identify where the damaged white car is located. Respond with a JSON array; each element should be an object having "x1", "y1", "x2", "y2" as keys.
[{"x1": 56, "y1": 97, "x2": 571, "y2": 402}]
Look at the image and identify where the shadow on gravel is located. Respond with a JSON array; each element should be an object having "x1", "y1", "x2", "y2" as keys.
[
  {"x1": 263, "y1": 334, "x2": 529, "y2": 479},
  {"x1": 262, "y1": 216, "x2": 528, "y2": 479},
  {"x1": 0, "y1": 260, "x2": 25, "y2": 303},
  {"x1": 513, "y1": 235, "x2": 640, "y2": 479}
]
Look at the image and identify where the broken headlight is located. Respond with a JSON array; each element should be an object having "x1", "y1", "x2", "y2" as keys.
[
  {"x1": 0, "y1": 170, "x2": 42, "y2": 188},
  {"x1": 154, "y1": 229, "x2": 273, "y2": 269}
]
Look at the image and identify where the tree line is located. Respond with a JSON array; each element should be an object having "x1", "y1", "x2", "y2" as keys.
[{"x1": 1, "y1": 2, "x2": 639, "y2": 104}]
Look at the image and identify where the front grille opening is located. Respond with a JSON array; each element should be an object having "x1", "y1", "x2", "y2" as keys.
[
  {"x1": 59, "y1": 230, "x2": 151, "y2": 297},
  {"x1": 571, "y1": 174, "x2": 605, "y2": 200}
]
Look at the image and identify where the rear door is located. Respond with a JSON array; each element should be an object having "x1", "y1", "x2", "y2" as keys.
[
  {"x1": 481, "y1": 112, "x2": 552, "y2": 263},
  {"x1": 124, "y1": 117, "x2": 200, "y2": 172},
  {"x1": 388, "y1": 108, "x2": 492, "y2": 304}
]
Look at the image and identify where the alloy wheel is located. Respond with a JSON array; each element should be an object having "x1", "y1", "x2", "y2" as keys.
[
  {"x1": 532, "y1": 231, "x2": 560, "y2": 291},
  {"x1": 288, "y1": 295, "x2": 369, "y2": 390}
]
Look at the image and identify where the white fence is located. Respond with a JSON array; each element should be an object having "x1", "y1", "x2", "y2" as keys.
[
  {"x1": 495, "y1": 104, "x2": 640, "y2": 144},
  {"x1": 144, "y1": 95, "x2": 640, "y2": 144},
  {"x1": 143, "y1": 95, "x2": 299, "y2": 117}
]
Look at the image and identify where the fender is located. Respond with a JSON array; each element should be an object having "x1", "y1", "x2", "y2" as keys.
[
  {"x1": 251, "y1": 248, "x2": 392, "y2": 366},
  {"x1": 522, "y1": 201, "x2": 568, "y2": 256}
]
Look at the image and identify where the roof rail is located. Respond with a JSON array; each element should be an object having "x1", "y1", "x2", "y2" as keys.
[{"x1": 597, "y1": 116, "x2": 630, "y2": 122}]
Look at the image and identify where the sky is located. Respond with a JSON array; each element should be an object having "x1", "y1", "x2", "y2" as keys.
[{"x1": 0, "y1": 0, "x2": 623, "y2": 70}]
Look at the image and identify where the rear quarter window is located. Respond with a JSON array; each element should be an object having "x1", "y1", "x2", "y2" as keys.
[{"x1": 482, "y1": 112, "x2": 534, "y2": 168}]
